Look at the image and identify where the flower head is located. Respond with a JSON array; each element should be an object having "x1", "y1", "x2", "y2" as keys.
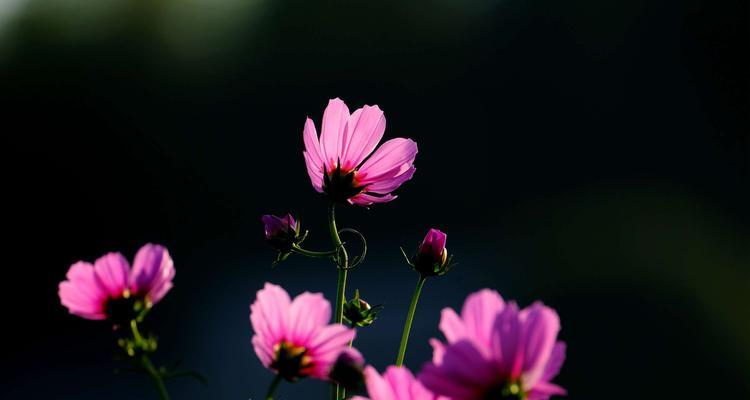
[
  {"x1": 351, "y1": 366, "x2": 444, "y2": 400},
  {"x1": 303, "y1": 98, "x2": 418, "y2": 206},
  {"x1": 261, "y1": 214, "x2": 307, "y2": 264},
  {"x1": 250, "y1": 283, "x2": 357, "y2": 381},
  {"x1": 404, "y1": 228, "x2": 453, "y2": 277},
  {"x1": 419, "y1": 289, "x2": 566, "y2": 400},
  {"x1": 329, "y1": 348, "x2": 367, "y2": 392},
  {"x1": 58, "y1": 244, "x2": 175, "y2": 323}
]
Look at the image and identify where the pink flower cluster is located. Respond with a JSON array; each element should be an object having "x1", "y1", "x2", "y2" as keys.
[{"x1": 248, "y1": 284, "x2": 565, "y2": 400}]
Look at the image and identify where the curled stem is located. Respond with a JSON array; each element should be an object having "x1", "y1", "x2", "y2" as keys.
[
  {"x1": 396, "y1": 275, "x2": 427, "y2": 366},
  {"x1": 291, "y1": 244, "x2": 337, "y2": 258}
]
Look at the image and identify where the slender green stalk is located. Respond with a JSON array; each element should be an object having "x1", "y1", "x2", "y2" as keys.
[
  {"x1": 396, "y1": 275, "x2": 427, "y2": 366},
  {"x1": 130, "y1": 320, "x2": 169, "y2": 400},
  {"x1": 291, "y1": 244, "x2": 337, "y2": 258},
  {"x1": 328, "y1": 203, "x2": 348, "y2": 400},
  {"x1": 265, "y1": 374, "x2": 283, "y2": 400}
]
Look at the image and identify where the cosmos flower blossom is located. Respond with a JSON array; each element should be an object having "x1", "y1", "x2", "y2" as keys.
[
  {"x1": 419, "y1": 289, "x2": 566, "y2": 400},
  {"x1": 250, "y1": 283, "x2": 358, "y2": 381},
  {"x1": 302, "y1": 98, "x2": 418, "y2": 206},
  {"x1": 58, "y1": 243, "x2": 175, "y2": 321},
  {"x1": 352, "y1": 366, "x2": 444, "y2": 400}
]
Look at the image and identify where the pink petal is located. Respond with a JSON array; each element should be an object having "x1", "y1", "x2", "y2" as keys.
[
  {"x1": 460, "y1": 289, "x2": 505, "y2": 348},
  {"x1": 527, "y1": 381, "x2": 567, "y2": 400},
  {"x1": 429, "y1": 338, "x2": 446, "y2": 364},
  {"x1": 250, "y1": 283, "x2": 292, "y2": 349},
  {"x1": 541, "y1": 342, "x2": 566, "y2": 382},
  {"x1": 364, "y1": 165, "x2": 416, "y2": 194},
  {"x1": 303, "y1": 151, "x2": 324, "y2": 192},
  {"x1": 252, "y1": 335, "x2": 274, "y2": 368},
  {"x1": 491, "y1": 302, "x2": 524, "y2": 380},
  {"x1": 58, "y1": 262, "x2": 107, "y2": 320},
  {"x1": 520, "y1": 303, "x2": 561, "y2": 387},
  {"x1": 286, "y1": 292, "x2": 331, "y2": 345},
  {"x1": 363, "y1": 365, "x2": 395, "y2": 400},
  {"x1": 357, "y1": 138, "x2": 417, "y2": 184},
  {"x1": 349, "y1": 193, "x2": 397, "y2": 206},
  {"x1": 93, "y1": 252, "x2": 130, "y2": 298},
  {"x1": 319, "y1": 98, "x2": 350, "y2": 167},
  {"x1": 419, "y1": 341, "x2": 493, "y2": 400},
  {"x1": 307, "y1": 324, "x2": 356, "y2": 378},
  {"x1": 340, "y1": 105, "x2": 386, "y2": 169},
  {"x1": 438, "y1": 308, "x2": 467, "y2": 343},
  {"x1": 303, "y1": 117, "x2": 324, "y2": 169},
  {"x1": 130, "y1": 243, "x2": 175, "y2": 305}
]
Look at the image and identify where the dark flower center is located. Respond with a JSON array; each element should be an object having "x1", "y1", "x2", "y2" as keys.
[
  {"x1": 323, "y1": 162, "x2": 366, "y2": 203},
  {"x1": 484, "y1": 381, "x2": 526, "y2": 400},
  {"x1": 105, "y1": 291, "x2": 147, "y2": 326},
  {"x1": 271, "y1": 341, "x2": 314, "y2": 381}
]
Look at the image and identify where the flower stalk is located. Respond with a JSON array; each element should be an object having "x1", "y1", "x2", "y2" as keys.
[
  {"x1": 395, "y1": 275, "x2": 427, "y2": 366},
  {"x1": 129, "y1": 319, "x2": 170, "y2": 400},
  {"x1": 265, "y1": 374, "x2": 283, "y2": 400},
  {"x1": 328, "y1": 203, "x2": 349, "y2": 400}
]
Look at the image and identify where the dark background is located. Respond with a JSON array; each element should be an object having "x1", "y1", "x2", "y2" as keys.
[{"x1": 2, "y1": 0, "x2": 748, "y2": 398}]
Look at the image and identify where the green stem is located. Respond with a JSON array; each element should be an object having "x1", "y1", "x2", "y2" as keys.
[
  {"x1": 130, "y1": 320, "x2": 169, "y2": 400},
  {"x1": 328, "y1": 203, "x2": 348, "y2": 400},
  {"x1": 265, "y1": 374, "x2": 283, "y2": 400},
  {"x1": 140, "y1": 354, "x2": 170, "y2": 400},
  {"x1": 291, "y1": 244, "x2": 337, "y2": 258},
  {"x1": 396, "y1": 275, "x2": 427, "y2": 366}
]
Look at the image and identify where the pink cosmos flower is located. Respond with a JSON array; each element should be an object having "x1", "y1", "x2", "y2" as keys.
[
  {"x1": 302, "y1": 98, "x2": 418, "y2": 206},
  {"x1": 419, "y1": 289, "x2": 566, "y2": 400},
  {"x1": 352, "y1": 366, "x2": 445, "y2": 400},
  {"x1": 58, "y1": 243, "x2": 175, "y2": 321},
  {"x1": 250, "y1": 283, "x2": 358, "y2": 381}
]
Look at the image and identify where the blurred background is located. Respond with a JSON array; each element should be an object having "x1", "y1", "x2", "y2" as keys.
[{"x1": 1, "y1": 0, "x2": 748, "y2": 398}]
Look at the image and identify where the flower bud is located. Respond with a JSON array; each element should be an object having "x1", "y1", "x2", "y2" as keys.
[
  {"x1": 261, "y1": 214, "x2": 307, "y2": 264},
  {"x1": 403, "y1": 228, "x2": 453, "y2": 277},
  {"x1": 329, "y1": 348, "x2": 365, "y2": 392},
  {"x1": 343, "y1": 290, "x2": 383, "y2": 327}
]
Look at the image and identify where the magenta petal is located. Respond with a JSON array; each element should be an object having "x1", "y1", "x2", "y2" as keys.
[
  {"x1": 349, "y1": 193, "x2": 397, "y2": 206},
  {"x1": 250, "y1": 282, "x2": 292, "y2": 348},
  {"x1": 520, "y1": 302, "x2": 561, "y2": 387},
  {"x1": 303, "y1": 117, "x2": 324, "y2": 169},
  {"x1": 491, "y1": 302, "x2": 524, "y2": 380},
  {"x1": 358, "y1": 138, "x2": 417, "y2": 183},
  {"x1": 362, "y1": 365, "x2": 393, "y2": 400},
  {"x1": 429, "y1": 338, "x2": 446, "y2": 364},
  {"x1": 364, "y1": 165, "x2": 416, "y2": 194},
  {"x1": 307, "y1": 324, "x2": 356, "y2": 378},
  {"x1": 460, "y1": 289, "x2": 505, "y2": 348},
  {"x1": 130, "y1": 243, "x2": 175, "y2": 305},
  {"x1": 419, "y1": 341, "x2": 493, "y2": 400},
  {"x1": 341, "y1": 105, "x2": 386, "y2": 169},
  {"x1": 58, "y1": 262, "x2": 108, "y2": 320},
  {"x1": 541, "y1": 342, "x2": 566, "y2": 382},
  {"x1": 286, "y1": 292, "x2": 331, "y2": 344},
  {"x1": 527, "y1": 381, "x2": 567, "y2": 400},
  {"x1": 303, "y1": 151, "x2": 325, "y2": 192},
  {"x1": 319, "y1": 98, "x2": 350, "y2": 167},
  {"x1": 438, "y1": 308, "x2": 467, "y2": 344}
]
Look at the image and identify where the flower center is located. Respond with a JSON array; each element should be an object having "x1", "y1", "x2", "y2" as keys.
[
  {"x1": 105, "y1": 290, "x2": 146, "y2": 325},
  {"x1": 484, "y1": 381, "x2": 526, "y2": 400},
  {"x1": 322, "y1": 161, "x2": 366, "y2": 203},
  {"x1": 271, "y1": 341, "x2": 314, "y2": 381}
]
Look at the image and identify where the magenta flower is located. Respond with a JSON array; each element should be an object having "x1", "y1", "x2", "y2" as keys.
[
  {"x1": 412, "y1": 228, "x2": 451, "y2": 276},
  {"x1": 351, "y1": 366, "x2": 444, "y2": 400},
  {"x1": 302, "y1": 98, "x2": 418, "y2": 206},
  {"x1": 58, "y1": 243, "x2": 175, "y2": 321},
  {"x1": 419, "y1": 289, "x2": 566, "y2": 400},
  {"x1": 250, "y1": 283, "x2": 357, "y2": 381}
]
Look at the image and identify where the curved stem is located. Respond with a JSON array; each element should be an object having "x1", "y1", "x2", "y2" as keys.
[
  {"x1": 130, "y1": 320, "x2": 169, "y2": 400},
  {"x1": 396, "y1": 275, "x2": 427, "y2": 367},
  {"x1": 265, "y1": 374, "x2": 283, "y2": 400},
  {"x1": 140, "y1": 354, "x2": 170, "y2": 400},
  {"x1": 291, "y1": 244, "x2": 337, "y2": 258},
  {"x1": 328, "y1": 203, "x2": 348, "y2": 400}
]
